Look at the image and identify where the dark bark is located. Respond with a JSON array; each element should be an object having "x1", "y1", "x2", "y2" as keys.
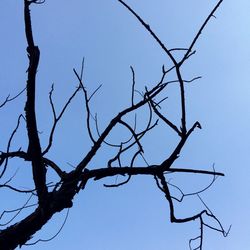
[
  {"x1": 0, "y1": 184, "x2": 76, "y2": 250},
  {"x1": 24, "y1": 0, "x2": 48, "y2": 205}
]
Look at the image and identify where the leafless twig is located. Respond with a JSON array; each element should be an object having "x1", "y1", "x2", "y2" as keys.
[{"x1": 0, "y1": 88, "x2": 26, "y2": 108}]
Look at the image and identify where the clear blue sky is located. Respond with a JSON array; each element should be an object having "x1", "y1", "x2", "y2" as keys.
[{"x1": 1, "y1": 0, "x2": 250, "y2": 249}]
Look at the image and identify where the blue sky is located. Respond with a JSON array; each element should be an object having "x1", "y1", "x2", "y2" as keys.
[{"x1": 1, "y1": 0, "x2": 250, "y2": 249}]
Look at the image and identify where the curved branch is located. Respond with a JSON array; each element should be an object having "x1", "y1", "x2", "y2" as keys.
[
  {"x1": 24, "y1": 209, "x2": 70, "y2": 246},
  {"x1": 0, "y1": 114, "x2": 24, "y2": 179}
]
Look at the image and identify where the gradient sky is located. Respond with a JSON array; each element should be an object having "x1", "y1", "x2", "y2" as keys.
[{"x1": 1, "y1": 0, "x2": 250, "y2": 249}]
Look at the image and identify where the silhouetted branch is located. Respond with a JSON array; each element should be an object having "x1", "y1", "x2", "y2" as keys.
[
  {"x1": 117, "y1": 0, "x2": 177, "y2": 65},
  {"x1": 0, "y1": 194, "x2": 34, "y2": 227},
  {"x1": 130, "y1": 66, "x2": 136, "y2": 106},
  {"x1": 43, "y1": 158, "x2": 66, "y2": 179},
  {"x1": 43, "y1": 82, "x2": 82, "y2": 155},
  {"x1": 105, "y1": 119, "x2": 157, "y2": 170},
  {"x1": 0, "y1": 88, "x2": 26, "y2": 108},
  {"x1": 95, "y1": 114, "x2": 132, "y2": 148},
  {"x1": 24, "y1": 208, "x2": 69, "y2": 246},
  {"x1": 0, "y1": 1, "x2": 226, "y2": 249},
  {"x1": 197, "y1": 194, "x2": 231, "y2": 236},
  {"x1": 158, "y1": 121, "x2": 201, "y2": 175},
  {"x1": 167, "y1": 167, "x2": 217, "y2": 202},
  {"x1": 86, "y1": 166, "x2": 224, "y2": 182},
  {"x1": 150, "y1": 98, "x2": 181, "y2": 136},
  {"x1": 88, "y1": 84, "x2": 102, "y2": 102},
  {"x1": 155, "y1": 173, "x2": 229, "y2": 250},
  {"x1": 108, "y1": 144, "x2": 122, "y2": 168},
  {"x1": 0, "y1": 114, "x2": 24, "y2": 179},
  {"x1": 0, "y1": 202, "x2": 37, "y2": 225},
  {"x1": 169, "y1": 48, "x2": 188, "y2": 52},
  {"x1": 75, "y1": 77, "x2": 168, "y2": 174},
  {"x1": 0, "y1": 150, "x2": 65, "y2": 179},
  {"x1": 73, "y1": 68, "x2": 96, "y2": 144},
  {"x1": 104, "y1": 145, "x2": 142, "y2": 188},
  {"x1": 0, "y1": 184, "x2": 34, "y2": 194},
  {"x1": 119, "y1": 120, "x2": 144, "y2": 153},
  {"x1": 24, "y1": 0, "x2": 48, "y2": 205},
  {"x1": 180, "y1": 0, "x2": 224, "y2": 65},
  {"x1": 104, "y1": 175, "x2": 131, "y2": 188}
]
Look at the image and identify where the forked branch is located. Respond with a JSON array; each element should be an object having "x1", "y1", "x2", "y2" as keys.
[{"x1": 0, "y1": 1, "x2": 227, "y2": 249}]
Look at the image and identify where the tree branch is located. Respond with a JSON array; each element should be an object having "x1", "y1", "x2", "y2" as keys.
[{"x1": 24, "y1": 0, "x2": 48, "y2": 205}]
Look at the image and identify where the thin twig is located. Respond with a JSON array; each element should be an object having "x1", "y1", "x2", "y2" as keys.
[
  {"x1": 73, "y1": 68, "x2": 96, "y2": 144},
  {"x1": 0, "y1": 115, "x2": 24, "y2": 179},
  {"x1": 130, "y1": 66, "x2": 136, "y2": 106},
  {"x1": 0, "y1": 88, "x2": 26, "y2": 108},
  {"x1": 24, "y1": 208, "x2": 70, "y2": 245},
  {"x1": 180, "y1": 0, "x2": 224, "y2": 65},
  {"x1": 43, "y1": 83, "x2": 82, "y2": 155}
]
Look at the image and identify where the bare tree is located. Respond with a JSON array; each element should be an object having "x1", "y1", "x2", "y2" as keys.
[{"x1": 0, "y1": 0, "x2": 229, "y2": 249}]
